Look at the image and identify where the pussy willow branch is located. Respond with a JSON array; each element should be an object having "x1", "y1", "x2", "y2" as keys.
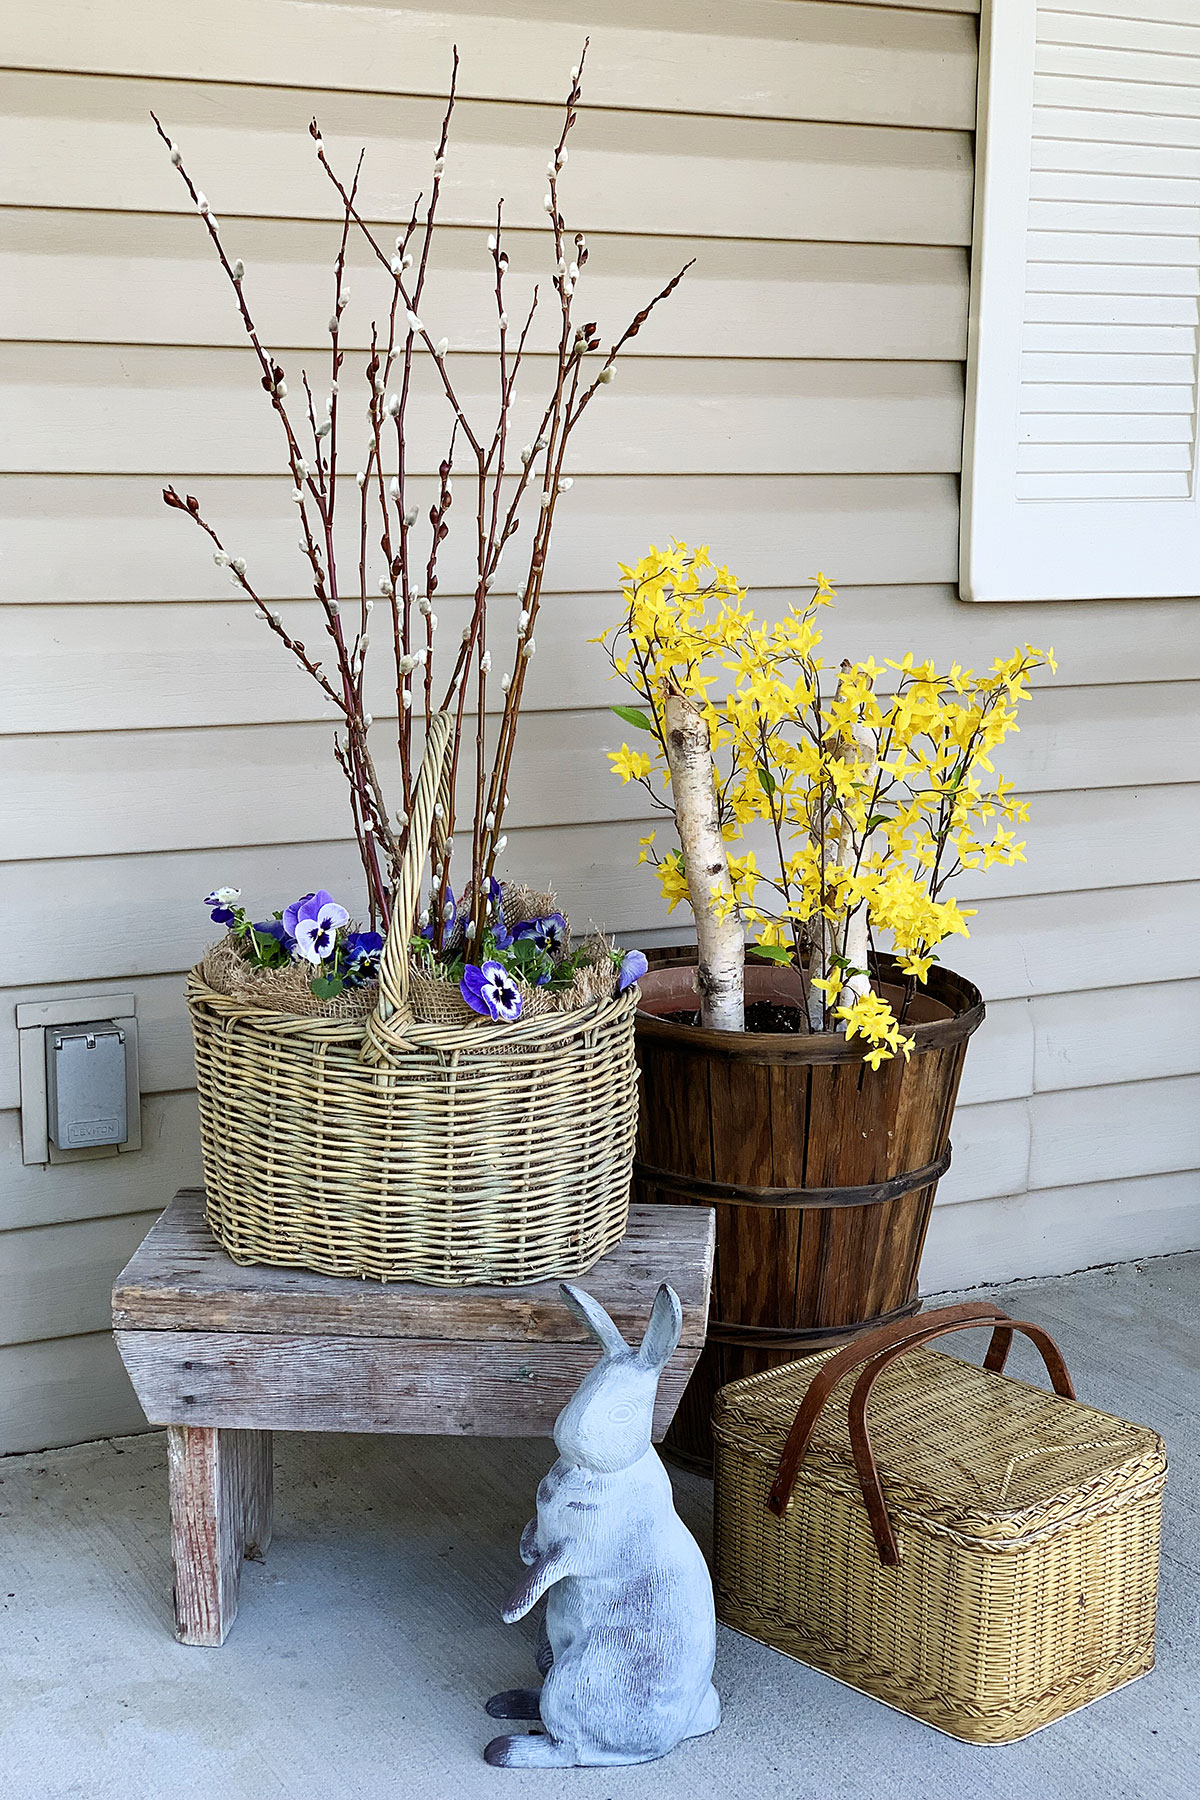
[
  {"x1": 158, "y1": 47, "x2": 688, "y2": 950},
  {"x1": 152, "y1": 115, "x2": 391, "y2": 923}
]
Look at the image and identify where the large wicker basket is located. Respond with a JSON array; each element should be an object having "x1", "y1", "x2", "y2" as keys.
[
  {"x1": 188, "y1": 714, "x2": 638, "y2": 1285},
  {"x1": 713, "y1": 1303, "x2": 1167, "y2": 1744}
]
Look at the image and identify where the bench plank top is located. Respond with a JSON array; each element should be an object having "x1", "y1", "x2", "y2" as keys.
[{"x1": 113, "y1": 1189, "x2": 715, "y2": 1346}]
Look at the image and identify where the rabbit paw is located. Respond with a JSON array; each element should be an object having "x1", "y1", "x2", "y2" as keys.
[
  {"x1": 484, "y1": 1733, "x2": 573, "y2": 1768},
  {"x1": 485, "y1": 1688, "x2": 542, "y2": 1721}
]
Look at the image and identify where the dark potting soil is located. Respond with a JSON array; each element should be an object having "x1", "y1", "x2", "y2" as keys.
[{"x1": 662, "y1": 1002, "x2": 809, "y2": 1034}]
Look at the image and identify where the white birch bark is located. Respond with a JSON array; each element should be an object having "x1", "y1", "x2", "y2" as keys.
[{"x1": 662, "y1": 690, "x2": 745, "y2": 1032}]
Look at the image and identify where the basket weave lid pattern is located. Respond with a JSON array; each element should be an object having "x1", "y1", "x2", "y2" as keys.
[{"x1": 715, "y1": 1344, "x2": 1167, "y2": 1544}]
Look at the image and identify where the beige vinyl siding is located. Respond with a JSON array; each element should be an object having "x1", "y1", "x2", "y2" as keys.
[{"x1": 1, "y1": 0, "x2": 1196, "y2": 1453}]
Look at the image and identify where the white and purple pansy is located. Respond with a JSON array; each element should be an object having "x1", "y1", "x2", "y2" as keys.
[
  {"x1": 460, "y1": 960, "x2": 523, "y2": 1022},
  {"x1": 512, "y1": 911, "x2": 568, "y2": 957},
  {"x1": 617, "y1": 948, "x2": 649, "y2": 992},
  {"x1": 205, "y1": 886, "x2": 242, "y2": 926},
  {"x1": 286, "y1": 890, "x2": 351, "y2": 965}
]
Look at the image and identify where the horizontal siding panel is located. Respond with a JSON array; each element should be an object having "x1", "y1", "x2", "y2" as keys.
[
  {"x1": 1, "y1": 0, "x2": 979, "y2": 130},
  {"x1": 0, "y1": 72, "x2": 974, "y2": 247},
  {"x1": 4, "y1": 820, "x2": 1197, "y2": 997},
  {"x1": 0, "y1": 1331, "x2": 148, "y2": 1455},
  {"x1": 922, "y1": 1169, "x2": 1200, "y2": 1292},
  {"x1": 7, "y1": 592, "x2": 1199, "y2": 727},
  {"x1": 1029, "y1": 1076, "x2": 1200, "y2": 1192},
  {"x1": 3, "y1": 708, "x2": 1197, "y2": 867},
  {"x1": 8, "y1": 975, "x2": 1191, "y2": 1124},
  {"x1": 1034, "y1": 980, "x2": 1200, "y2": 1095},
  {"x1": 0, "y1": 217, "x2": 969, "y2": 363},
  {"x1": 0, "y1": 1094, "x2": 202, "y2": 1233},
  {"x1": 1, "y1": 349, "x2": 965, "y2": 477},
  {"x1": 0, "y1": 1210, "x2": 160, "y2": 1349},
  {"x1": 949, "y1": 881, "x2": 1200, "y2": 1004},
  {"x1": 936, "y1": 1098, "x2": 1030, "y2": 1206},
  {"x1": 937, "y1": 1078, "x2": 1200, "y2": 1210},
  {"x1": 0, "y1": 473, "x2": 962, "y2": 600}
]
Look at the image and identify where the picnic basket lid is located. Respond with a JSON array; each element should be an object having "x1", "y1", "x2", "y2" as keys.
[{"x1": 714, "y1": 1323, "x2": 1166, "y2": 1548}]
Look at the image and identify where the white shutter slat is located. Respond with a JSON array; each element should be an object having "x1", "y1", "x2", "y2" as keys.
[
  {"x1": 1027, "y1": 263, "x2": 1200, "y2": 298},
  {"x1": 1019, "y1": 405, "x2": 1197, "y2": 440},
  {"x1": 1028, "y1": 197, "x2": 1200, "y2": 234},
  {"x1": 1015, "y1": 473, "x2": 1191, "y2": 499},
  {"x1": 1017, "y1": 443, "x2": 1194, "y2": 473},
  {"x1": 1028, "y1": 230, "x2": 1200, "y2": 265},
  {"x1": 1035, "y1": 75, "x2": 1200, "y2": 119},
  {"x1": 962, "y1": 1, "x2": 1200, "y2": 601}
]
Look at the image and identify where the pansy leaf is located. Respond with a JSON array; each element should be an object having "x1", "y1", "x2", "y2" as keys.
[
  {"x1": 611, "y1": 704, "x2": 655, "y2": 733},
  {"x1": 310, "y1": 974, "x2": 344, "y2": 999}
]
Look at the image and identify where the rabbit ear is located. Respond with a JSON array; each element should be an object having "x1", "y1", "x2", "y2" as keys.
[
  {"x1": 638, "y1": 1283, "x2": 683, "y2": 1372},
  {"x1": 560, "y1": 1282, "x2": 629, "y2": 1358}
]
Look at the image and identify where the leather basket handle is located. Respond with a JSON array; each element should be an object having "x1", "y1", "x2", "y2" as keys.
[
  {"x1": 842, "y1": 1313, "x2": 1075, "y2": 1565},
  {"x1": 767, "y1": 1302, "x2": 1012, "y2": 1518},
  {"x1": 766, "y1": 1303, "x2": 1076, "y2": 1567}
]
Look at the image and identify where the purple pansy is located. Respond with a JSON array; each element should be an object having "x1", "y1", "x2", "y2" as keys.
[
  {"x1": 345, "y1": 929, "x2": 384, "y2": 964},
  {"x1": 285, "y1": 890, "x2": 350, "y2": 965},
  {"x1": 253, "y1": 919, "x2": 295, "y2": 951},
  {"x1": 205, "y1": 886, "x2": 241, "y2": 926},
  {"x1": 617, "y1": 948, "x2": 649, "y2": 992},
  {"x1": 460, "y1": 960, "x2": 523, "y2": 1023},
  {"x1": 512, "y1": 912, "x2": 568, "y2": 957}
]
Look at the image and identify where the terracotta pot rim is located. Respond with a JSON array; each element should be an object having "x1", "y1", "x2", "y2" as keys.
[{"x1": 634, "y1": 951, "x2": 984, "y2": 1063}]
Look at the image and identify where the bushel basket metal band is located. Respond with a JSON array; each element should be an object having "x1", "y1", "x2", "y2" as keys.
[{"x1": 188, "y1": 714, "x2": 639, "y2": 1285}]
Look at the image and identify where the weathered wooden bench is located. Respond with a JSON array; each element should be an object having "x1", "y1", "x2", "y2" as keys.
[{"x1": 112, "y1": 1188, "x2": 715, "y2": 1646}]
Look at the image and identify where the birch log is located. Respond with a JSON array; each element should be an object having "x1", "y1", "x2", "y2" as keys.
[{"x1": 662, "y1": 690, "x2": 745, "y2": 1031}]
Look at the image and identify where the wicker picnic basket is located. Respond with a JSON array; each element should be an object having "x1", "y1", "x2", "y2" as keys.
[
  {"x1": 713, "y1": 1302, "x2": 1167, "y2": 1744},
  {"x1": 187, "y1": 713, "x2": 638, "y2": 1286}
]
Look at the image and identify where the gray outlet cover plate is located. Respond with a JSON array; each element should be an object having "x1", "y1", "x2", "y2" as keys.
[{"x1": 16, "y1": 994, "x2": 142, "y2": 1166}]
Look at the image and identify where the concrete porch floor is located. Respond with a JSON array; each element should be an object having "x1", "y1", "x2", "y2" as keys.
[{"x1": 2, "y1": 1252, "x2": 1197, "y2": 1800}]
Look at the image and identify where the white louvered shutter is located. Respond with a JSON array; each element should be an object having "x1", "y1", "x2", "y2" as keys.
[{"x1": 961, "y1": 0, "x2": 1200, "y2": 601}]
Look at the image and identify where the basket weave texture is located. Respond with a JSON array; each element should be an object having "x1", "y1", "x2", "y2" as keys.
[
  {"x1": 188, "y1": 713, "x2": 639, "y2": 1285},
  {"x1": 713, "y1": 1340, "x2": 1167, "y2": 1744}
]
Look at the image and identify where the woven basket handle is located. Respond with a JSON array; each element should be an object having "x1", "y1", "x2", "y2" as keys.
[
  {"x1": 841, "y1": 1313, "x2": 1076, "y2": 1565},
  {"x1": 362, "y1": 710, "x2": 453, "y2": 1063}
]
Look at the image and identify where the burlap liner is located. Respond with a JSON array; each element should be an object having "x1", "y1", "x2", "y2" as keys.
[
  {"x1": 410, "y1": 884, "x2": 619, "y2": 1025},
  {"x1": 202, "y1": 886, "x2": 619, "y2": 1027},
  {"x1": 408, "y1": 933, "x2": 620, "y2": 1026},
  {"x1": 202, "y1": 935, "x2": 378, "y2": 1021}
]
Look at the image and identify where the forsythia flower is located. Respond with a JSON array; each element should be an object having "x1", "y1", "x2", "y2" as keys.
[
  {"x1": 607, "y1": 744, "x2": 651, "y2": 784},
  {"x1": 599, "y1": 541, "x2": 1054, "y2": 1064}
]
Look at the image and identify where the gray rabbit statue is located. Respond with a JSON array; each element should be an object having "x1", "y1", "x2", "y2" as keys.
[{"x1": 484, "y1": 1280, "x2": 720, "y2": 1768}]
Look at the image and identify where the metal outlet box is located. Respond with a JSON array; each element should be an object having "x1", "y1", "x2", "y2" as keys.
[
  {"x1": 16, "y1": 994, "x2": 141, "y2": 1166},
  {"x1": 45, "y1": 1020, "x2": 129, "y2": 1150}
]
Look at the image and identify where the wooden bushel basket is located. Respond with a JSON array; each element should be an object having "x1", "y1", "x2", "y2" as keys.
[
  {"x1": 188, "y1": 714, "x2": 638, "y2": 1286},
  {"x1": 634, "y1": 954, "x2": 984, "y2": 1463},
  {"x1": 713, "y1": 1303, "x2": 1167, "y2": 1744}
]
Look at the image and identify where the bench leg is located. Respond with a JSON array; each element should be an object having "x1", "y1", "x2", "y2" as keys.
[{"x1": 168, "y1": 1425, "x2": 273, "y2": 1645}]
